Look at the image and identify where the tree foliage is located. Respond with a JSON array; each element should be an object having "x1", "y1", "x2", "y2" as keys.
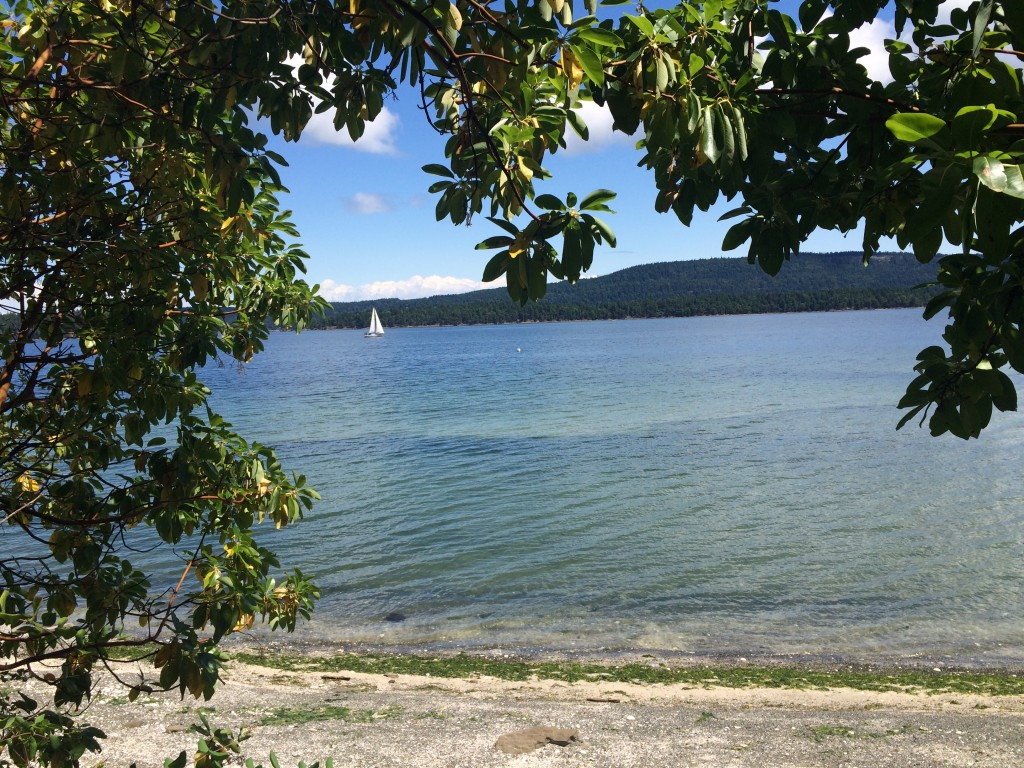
[
  {"x1": 2, "y1": 0, "x2": 1023, "y2": 765},
  {"x1": 0, "y1": 2, "x2": 329, "y2": 765},
  {"x1": 450, "y1": 0, "x2": 1024, "y2": 440},
  {"x1": 421, "y1": 0, "x2": 1024, "y2": 440}
]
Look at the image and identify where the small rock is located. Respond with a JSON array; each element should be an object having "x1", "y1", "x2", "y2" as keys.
[
  {"x1": 494, "y1": 727, "x2": 580, "y2": 755},
  {"x1": 384, "y1": 612, "x2": 406, "y2": 623}
]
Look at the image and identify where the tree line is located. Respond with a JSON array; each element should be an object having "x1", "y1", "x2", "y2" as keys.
[{"x1": 314, "y1": 252, "x2": 940, "y2": 329}]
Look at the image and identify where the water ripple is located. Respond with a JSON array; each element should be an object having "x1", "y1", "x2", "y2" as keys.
[{"x1": 192, "y1": 312, "x2": 1024, "y2": 660}]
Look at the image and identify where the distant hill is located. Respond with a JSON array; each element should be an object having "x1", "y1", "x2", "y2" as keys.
[{"x1": 313, "y1": 252, "x2": 941, "y2": 329}]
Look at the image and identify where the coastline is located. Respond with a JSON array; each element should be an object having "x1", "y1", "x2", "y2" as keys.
[
  {"x1": 235, "y1": 633, "x2": 1024, "y2": 676},
  {"x1": 56, "y1": 642, "x2": 1024, "y2": 767},
  {"x1": 305, "y1": 304, "x2": 926, "y2": 332}
]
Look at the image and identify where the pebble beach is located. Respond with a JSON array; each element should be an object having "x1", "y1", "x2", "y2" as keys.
[{"x1": 45, "y1": 646, "x2": 1024, "y2": 767}]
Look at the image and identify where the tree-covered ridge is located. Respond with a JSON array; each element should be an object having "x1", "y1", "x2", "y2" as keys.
[{"x1": 316, "y1": 252, "x2": 940, "y2": 328}]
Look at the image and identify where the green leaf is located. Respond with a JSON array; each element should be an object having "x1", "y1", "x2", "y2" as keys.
[
  {"x1": 687, "y1": 53, "x2": 705, "y2": 77},
  {"x1": 566, "y1": 107, "x2": 589, "y2": 140},
  {"x1": 562, "y1": 222, "x2": 583, "y2": 279},
  {"x1": 570, "y1": 44, "x2": 605, "y2": 86},
  {"x1": 442, "y1": 3, "x2": 461, "y2": 49},
  {"x1": 974, "y1": 155, "x2": 1008, "y2": 194},
  {"x1": 605, "y1": 88, "x2": 641, "y2": 135},
  {"x1": 896, "y1": 404, "x2": 926, "y2": 431},
  {"x1": 582, "y1": 213, "x2": 616, "y2": 246},
  {"x1": 972, "y1": 0, "x2": 994, "y2": 58},
  {"x1": 718, "y1": 206, "x2": 752, "y2": 221},
  {"x1": 575, "y1": 27, "x2": 623, "y2": 48},
  {"x1": 672, "y1": 179, "x2": 697, "y2": 226},
  {"x1": 580, "y1": 226, "x2": 595, "y2": 271},
  {"x1": 527, "y1": 258, "x2": 547, "y2": 299},
  {"x1": 798, "y1": 0, "x2": 828, "y2": 30},
  {"x1": 686, "y1": 91, "x2": 701, "y2": 133},
  {"x1": 912, "y1": 223, "x2": 942, "y2": 262},
  {"x1": 506, "y1": 259, "x2": 526, "y2": 304},
  {"x1": 731, "y1": 105, "x2": 748, "y2": 160},
  {"x1": 482, "y1": 251, "x2": 509, "y2": 282},
  {"x1": 625, "y1": 14, "x2": 655, "y2": 37},
  {"x1": 951, "y1": 105, "x2": 997, "y2": 150},
  {"x1": 701, "y1": 106, "x2": 719, "y2": 164},
  {"x1": 715, "y1": 103, "x2": 734, "y2": 161},
  {"x1": 579, "y1": 189, "x2": 616, "y2": 210},
  {"x1": 422, "y1": 164, "x2": 455, "y2": 178},
  {"x1": 559, "y1": 2, "x2": 573, "y2": 27},
  {"x1": 885, "y1": 113, "x2": 948, "y2": 144},
  {"x1": 475, "y1": 235, "x2": 514, "y2": 250},
  {"x1": 655, "y1": 56, "x2": 668, "y2": 93},
  {"x1": 990, "y1": 370, "x2": 1018, "y2": 412},
  {"x1": 721, "y1": 219, "x2": 752, "y2": 251},
  {"x1": 766, "y1": 10, "x2": 793, "y2": 49},
  {"x1": 535, "y1": 194, "x2": 566, "y2": 210},
  {"x1": 434, "y1": 185, "x2": 453, "y2": 221},
  {"x1": 1001, "y1": 164, "x2": 1024, "y2": 199}
]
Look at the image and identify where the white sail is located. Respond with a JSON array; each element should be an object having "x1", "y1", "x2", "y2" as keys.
[{"x1": 365, "y1": 307, "x2": 385, "y2": 337}]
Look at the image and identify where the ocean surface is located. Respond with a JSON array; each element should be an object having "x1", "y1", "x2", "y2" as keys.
[{"x1": 192, "y1": 310, "x2": 1024, "y2": 662}]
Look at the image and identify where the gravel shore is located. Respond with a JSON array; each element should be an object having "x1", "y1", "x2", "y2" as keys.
[{"x1": 50, "y1": 650, "x2": 1024, "y2": 767}]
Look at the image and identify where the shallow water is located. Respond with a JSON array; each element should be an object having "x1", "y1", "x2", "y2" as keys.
[{"x1": 179, "y1": 310, "x2": 1024, "y2": 661}]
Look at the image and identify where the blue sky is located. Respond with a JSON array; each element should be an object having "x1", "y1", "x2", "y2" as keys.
[{"x1": 269, "y1": 1, "x2": 970, "y2": 302}]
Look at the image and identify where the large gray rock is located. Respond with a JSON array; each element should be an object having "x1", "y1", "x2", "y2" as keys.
[{"x1": 494, "y1": 726, "x2": 581, "y2": 755}]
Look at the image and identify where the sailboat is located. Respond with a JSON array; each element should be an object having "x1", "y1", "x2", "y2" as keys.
[{"x1": 365, "y1": 307, "x2": 385, "y2": 338}]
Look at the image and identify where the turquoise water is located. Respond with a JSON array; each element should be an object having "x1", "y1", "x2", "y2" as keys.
[{"x1": 198, "y1": 310, "x2": 1024, "y2": 661}]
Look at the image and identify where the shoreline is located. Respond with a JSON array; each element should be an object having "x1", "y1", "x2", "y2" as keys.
[
  {"x1": 304, "y1": 304, "x2": 927, "y2": 332},
  {"x1": 61, "y1": 643, "x2": 1024, "y2": 767},
  {"x1": 224, "y1": 639, "x2": 1024, "y2": 697},
  {"x1": 231, "y1": 634, "x2": 1024, "y2": 676}
]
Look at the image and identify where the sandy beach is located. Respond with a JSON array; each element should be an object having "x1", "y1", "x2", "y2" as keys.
[{"x1": 40, "y1": 647, "x2": 1024, "y2": 768}]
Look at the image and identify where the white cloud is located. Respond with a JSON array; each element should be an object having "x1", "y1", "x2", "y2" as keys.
[
  {"x1": 936, "y1": 0, "x2": 974, "y2": 26},
  {"x1": 848, "y1": 16, "x2": 902, "y2": 84},
  {"x1": 842, "y1": 1, "x2": 980, "y2": 85},
  {"x1": 562, "y1": 101, "x2": 634, "y2": 156},
  {"x1": 317, "y1": 275, "x2": 491, "y2": 302},
  {"x1": 285, "y1": 54, "x2": 400, "y2": 154},
  {"x1": 302, "y1": 106, "x2": 400, "y2": 155},
  {"x1": 344, "y1": 192, "x2": 392, "y2": 215}
]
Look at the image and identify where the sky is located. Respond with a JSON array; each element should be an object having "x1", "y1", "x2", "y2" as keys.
[{"x1": 267, "y1": 1, "x2": 972, "y2": 303}]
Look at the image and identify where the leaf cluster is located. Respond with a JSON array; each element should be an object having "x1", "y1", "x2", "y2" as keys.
[{"x1": 1, "y1": 2, "x2": 331, "y2": 763}]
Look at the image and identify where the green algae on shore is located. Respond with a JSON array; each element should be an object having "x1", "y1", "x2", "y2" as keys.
[{"x1": 230, "y1": 650, "x2": 1024, "y2": 697}]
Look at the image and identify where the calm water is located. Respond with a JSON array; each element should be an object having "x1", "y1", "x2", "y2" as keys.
[{"x1": 195, "y1": 310, "x2": 1024, "y2": 662}]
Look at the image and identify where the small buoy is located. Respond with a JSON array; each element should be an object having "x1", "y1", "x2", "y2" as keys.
[{"x1": 516, "y1": 347, "x2": 522, "y2": 353}]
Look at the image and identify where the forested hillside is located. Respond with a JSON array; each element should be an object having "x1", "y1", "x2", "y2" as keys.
[{"x1": 313, "y1": 252, "x2": 940, "y2": 329}]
